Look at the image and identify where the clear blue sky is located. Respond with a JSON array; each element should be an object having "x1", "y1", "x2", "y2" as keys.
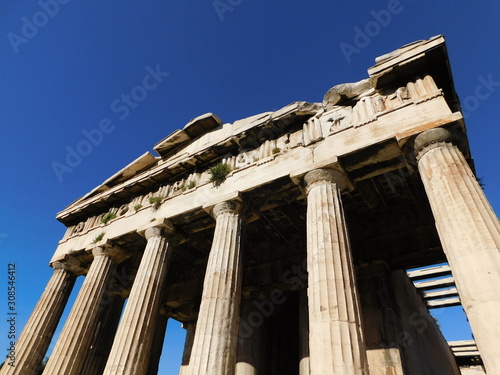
[{"x1": 1, "y1": 1, "x2": 499, "y2": 373}]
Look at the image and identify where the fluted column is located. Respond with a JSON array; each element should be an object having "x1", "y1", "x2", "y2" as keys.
[
  {"x1": 146, "y1": 310, "x2": 170, "y2": 375},
  {"x1": 304, "y1": 168, "x2": 368, "y2": 375},
  {"x1": 80, "y1": 293, "x2": 126, "y2": 375},
  {"x1": 188, "y1": 200, "x2": 245, "y2": 375},
  {"x1": 357, "y1": 263, "x2": 405, "y2": 375},
  {"x1": 299, "y1": 288, "x2": 310, "y2": 375},
  {"x1": 0, "y1": 258, "x2": 82, "y2": 375},
  {"x1": 414, "y1": 127, "x2": 500, "y2": 375},
  {"x1": 43, "y1": 245, "x2": 125, "y2": 375},
  {"x1": 235, "y1": 298, "x2": 264, "y2": 375},
  {"x1": 103, "y1": 225, "x2": 173, "y2": 375},
  {"x1": 179, "y1": 321, "x2": 196, "y2": 375}
]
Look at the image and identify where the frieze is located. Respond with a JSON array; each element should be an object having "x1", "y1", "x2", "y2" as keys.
[
  {"x1": 322, "y1": 75, "x2": 440, "y2": 135},
  {"x1": 63, "y1": 75, "x2": 442, "y2": 241},
  {"x1": 325, "y1": 106, "x2": 353, "y2": 135}
]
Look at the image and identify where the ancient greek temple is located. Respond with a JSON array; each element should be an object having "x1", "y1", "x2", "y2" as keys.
[{"x1": 3, "y1": 35, "x2": 499, "y2": 375}]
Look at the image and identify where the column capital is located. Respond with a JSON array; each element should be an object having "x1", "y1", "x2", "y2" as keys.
[
  {"x1": 202, "y1": 191, "x2": 245, "y2": 219},
  {"x1": 414, "y1": 127, "x2": 462, "y2": 160},
  {"x1": 304, "y1": 168, "x2": 351, "y2": 194},
  {"x1": 145, "y1": 226, "x2": 162, "y2": 240},
  {"x1": 212, "y1": 200, "x2": 245, "y2": 218},
  {"x1": 137, "y1": 217, "x2": 175, "y2": 239},
  {"x1": 91, "y1": 244, "x2": 129, "y2": 263},
  {"x1": 51, "y1": 256, "x2": 86, "y2": 276}
]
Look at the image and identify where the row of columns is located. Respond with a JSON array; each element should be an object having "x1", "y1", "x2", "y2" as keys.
[{"x1": 2, "y1": 127, "x2": 499, "y2": 375}]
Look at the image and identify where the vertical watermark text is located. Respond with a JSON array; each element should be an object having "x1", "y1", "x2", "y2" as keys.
[{"x1": 5, "y1": 263, "x2": 17, "y2": 367}]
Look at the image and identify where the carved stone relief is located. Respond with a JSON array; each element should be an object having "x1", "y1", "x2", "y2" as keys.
[{"x1": 325, "y1": 106, "x2": 353, "y2": 135}]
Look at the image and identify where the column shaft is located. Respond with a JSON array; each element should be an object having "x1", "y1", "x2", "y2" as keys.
[
  {"x1": 103, "y1": 227, "x2": 172, "y2": 375},
  {"x1": 188, "y1": 201, "x2": 244, "y2": 375},
  {"x1": 391, "y1": 270, "x2": 460, "y2": 375},
  {"x1": 80, "y1": 293, "x2": 125, "y2": 375},
  {"x1": 415, "y1": 131, "x2": 500, "y2": 374},
  {"x1": 179, "y1": 321, "x2": 196, "y2": 375},
  {"x1": 43, "y1": 247, "x2": 121, "y2": 375},
  {"x1": 235, "y1": 298, "x2": 264, "y2": 375},
  {"x1": 0, "y1": 263, "x2": 78, "y2": 375},
  {"x1": 146, "y1": 313, "x2": 169, "y2": 375},
  {"x1": 357, "y1": 264, "x2": 405, "y2": 375},
  {"x1": 299, "y1": 288, "x2": 310, "y2": 375},
  {"x1": 305, "y1": 169, "x2": 368, "y2": 375}
]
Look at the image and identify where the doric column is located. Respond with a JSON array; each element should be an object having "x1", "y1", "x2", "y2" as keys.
[
  {"x1": 391, "y1": 270, "x2": 460, "y2": 375},
  {"x1": 80, "y1": 293, "x2": 126, "y2": 375},
  {"x1": 0, "y1": 258, "x2": 82, "y2": 375},
  {"x1": 179, "y1": 321, "x2": 196, "y2": 375},
  {"x1": 357, "y1": 263, "x2": 405, "y2": 375},
  {"x1": 235, "y1": 298, "x2": 264, "y2": 375},
  {"x1": 43, "y1": 245, "x2": 125, "y2": 375},
  {"x1": 414, "y1": 127, "x2": 500, "y2": 374},
  {"x1": 146, "y1": 310, "x2": 170, "y2": 375},
  {"x1": 299, "y1": 288, "x2": 310, "y2": 375},
  {"x1": 188, "y1": 200, "x2": 245, "y2": 375},
  {"x1": 103, "y1": 225, "x2": 173, "y2": 375},
  {"x1": 304, "y1": 168, "x2": 368, "y2": 375}
]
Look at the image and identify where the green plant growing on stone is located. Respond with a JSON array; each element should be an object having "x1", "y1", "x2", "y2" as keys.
[
  {"x1": 149, "y1": 196, "x2": 163, "y2": 209},
  {"x1": 272, "y1": 147, "x2": 281, "y2": 154},
  {"x1": 101, "y1": 212, "x2": 116, "y2": 224},
  {"x1": 91, "y1": 232, "x2": 105, "y2": 244},
  {"x1": 180, "y1": 185, "x2": 187, "y2": 192},
  {"x1": 134, "y1": 204, "x2": 143, "y2": 211},
  {"x1": 208, "y1": 162, "x2": 231, "y2": 186},
  {"x1": 187, "y1": 180, "x2": 197, "y2": 189}
]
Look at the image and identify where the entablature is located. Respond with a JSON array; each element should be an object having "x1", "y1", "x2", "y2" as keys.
[{"x1": 53, "y1": 74, "x2": 461, "y2": 263}]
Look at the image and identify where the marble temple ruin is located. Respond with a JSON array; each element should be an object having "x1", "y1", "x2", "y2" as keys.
[{"x1": 2, "y1": 35, "x2": 499, "y2": 375}]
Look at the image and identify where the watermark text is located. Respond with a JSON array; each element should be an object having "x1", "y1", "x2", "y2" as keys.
[
  {"x1": 51, "y1": 64, "x2": 170, "y2": 182},
  {"x1": 6, "y1": 263, "x2": 17, "y2": 367},
  {"x1": 7, "y1": 0, "x2": 72, "y2": 54},
  {"x1": 340, "y1": 0, "x2": 411, "y2": 63}
]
